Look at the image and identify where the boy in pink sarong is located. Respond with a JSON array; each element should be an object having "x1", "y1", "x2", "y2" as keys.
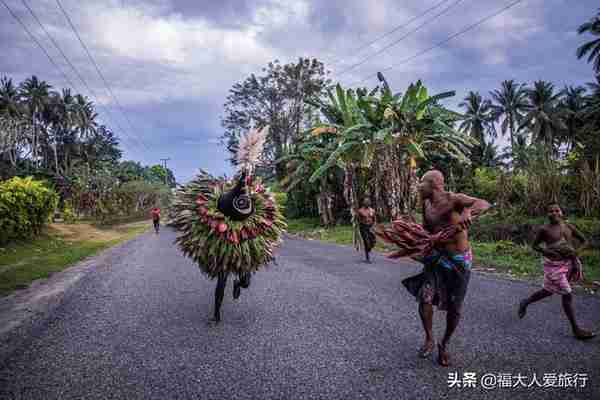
[{"x1": 518, "y1": 203, "x2": 595, "y2": 340}]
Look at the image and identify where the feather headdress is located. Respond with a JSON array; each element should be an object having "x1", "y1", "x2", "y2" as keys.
[{"x1": 236, "y1": 126, "x2": 269, "y2": 175}]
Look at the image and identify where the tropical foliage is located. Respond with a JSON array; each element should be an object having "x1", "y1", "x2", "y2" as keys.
[
  {"x1": 0, "y1": 176, "x2": 58, "y2": 244},
  {"x1": 219, "y1": 10, "x2": 600, "y2": 225},
  {"x1": 1, "y1": 74, "x2": 176, "y2": 230}
]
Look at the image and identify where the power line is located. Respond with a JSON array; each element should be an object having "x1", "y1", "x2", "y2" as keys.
[
  {"x1": 1, "y1": 0, "x2": 77, "y2": 91},
  {"x1": 348, "y1": 0, "x2": 527, "y2": 87},
  {"x1": 326, "y1": 0, "x2": 453, "y2": 68},
  {"x1": 19, "y1": 0, "x2": 140, "y2": 153},
  {"x1": 54, "y1": 0, "x2": 152, "y2": 153},
  {"x1": 333, "y1": 0, "x2": 466, "y2": 78}
]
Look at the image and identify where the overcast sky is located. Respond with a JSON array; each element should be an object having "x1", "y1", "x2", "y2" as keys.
[{"x1": 1, "y1": 0, "x2": 598, "y2": 182}]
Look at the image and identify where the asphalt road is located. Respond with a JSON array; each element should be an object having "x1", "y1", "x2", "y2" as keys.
[{"x1": 1, "y1": 228, "x2": 599, "y2": 400}]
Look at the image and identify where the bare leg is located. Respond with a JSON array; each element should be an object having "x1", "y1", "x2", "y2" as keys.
[
  {"x1": 562, "y1": 294, "x2": 596, "y2": 340},
  {"x1": 233, "y1": 272, "x2": 251, "y2": 299},
  {"x1": 438, "y1": 306, "x2": 462, "y2": 367},
  {"x1": 240, "y1": 272, "x2": 251, "y2": 288},
  {"x1": 418, "y1": 302, "x2": 435, "y2": 357},
  {"x1": 214, "y1": 271, "x2": 229, "y2": 322},
  {"x1": 519, "y1": 289, "x2": 553, "y2": 319}
]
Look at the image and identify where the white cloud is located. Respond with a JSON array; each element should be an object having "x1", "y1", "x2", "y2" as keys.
[{"x1": 75, "y1": 1, "x2": 282, "y2": 105}]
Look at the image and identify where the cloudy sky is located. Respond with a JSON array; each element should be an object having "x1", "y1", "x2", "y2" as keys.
[{"x1": 1, "y1": 0, "x2": 598, "y2": 182}]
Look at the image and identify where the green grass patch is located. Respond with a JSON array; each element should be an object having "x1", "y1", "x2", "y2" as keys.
[
  {"x1": 472, "y1": 240, "x2": 600, "y2": 285},
  {"x1": 286, "y1": 218, "x2": 600, "y2": 286},
  {"x1": 286, "y1": 218, "x2": 388, "y2": 251},
  {"x1": 0, "y1": 222, "x2": 149, "y2": 296}
]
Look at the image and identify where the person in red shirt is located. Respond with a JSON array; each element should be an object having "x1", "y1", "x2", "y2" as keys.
[{"x1": 151, "y1": 207, "x2": 161, "y2": 234}]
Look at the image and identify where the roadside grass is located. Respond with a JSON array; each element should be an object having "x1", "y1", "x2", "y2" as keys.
[
  {"x1": 0, "y1": 220, "x2": 150, "y2": 296},
  {"x1": 286, "y1": 218, "x2": 600, "y2": 287}
]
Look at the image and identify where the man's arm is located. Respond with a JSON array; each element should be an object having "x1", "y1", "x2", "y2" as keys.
[
  {"x1": 452, "y1": 193, "x2": 492, "y2": 229},
  {"x1": 453, "y1": 193, "x2": 491, "y2": 216},
  {"x1": 568, "y1": 223, "x2": 588, "y2": 251}
]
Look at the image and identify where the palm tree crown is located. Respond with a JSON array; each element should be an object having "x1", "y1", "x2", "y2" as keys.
[
  {"x1": 489, "y1": 80, "x2": 528, "y2": 152},
  {"x1": 577, "y1": 9, "x2": 600, "y2": 75}
]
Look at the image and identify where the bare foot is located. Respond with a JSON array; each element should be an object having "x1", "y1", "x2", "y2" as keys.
[
  {"x1": 437, "y1": 344, "x2": 450, "y2": 367},
  {"x1": 233, "y1": 280, "x2": 241, "y2": 299},
  {"x1": 418, "y1": 340, "x2": 434, "y2": 358},
  {"x1": 518, "y1": 299, "x2": 528, "y2": 319},
  {"x1": 574, "y1": 328, "x2": 596, "y2": 340},
  {"x1": 213, "y1": 312, "x2": 221, "y2": 324}
]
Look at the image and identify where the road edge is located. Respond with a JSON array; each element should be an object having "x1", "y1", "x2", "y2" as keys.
[{"x1": 0, "y1": 231, "x2": 150, "y2": 361}]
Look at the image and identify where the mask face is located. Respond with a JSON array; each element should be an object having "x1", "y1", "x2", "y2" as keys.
[
  {"x1": 233, "y1": 191, "x2": 252, "y2": 216},
  {"x1": 217, "y1": 171, "x2": 254, "y2": 221}
]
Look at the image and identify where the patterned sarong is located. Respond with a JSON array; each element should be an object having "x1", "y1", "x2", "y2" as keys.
[
  {"x1": 543, "y1": 257, "x2": 582, "y2": 295},
  {"x1": 403, "y1": 248, "x2": 472, "y2": 311},
  {"x1": 359, "y1": 222, "x2": 376, "y2": 252}
]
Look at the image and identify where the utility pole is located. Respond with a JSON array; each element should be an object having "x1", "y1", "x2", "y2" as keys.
[{"x1": 160, "y1": 158, "x2": 170, "y2": 186}]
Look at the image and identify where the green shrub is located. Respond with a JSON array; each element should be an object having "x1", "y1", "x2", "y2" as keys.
[
  {"x1": 472, "y1": 168, "x2": 499, "y2": 201},
  {"x1": 0, "y1": 177, "x2": 58, "y2": 244},
  {"x1": 62, "y1": 202, "x2": 77, "y2": 224},
  {"x1": 271, "y1": 191, "x2": 288, "y2": 214}
]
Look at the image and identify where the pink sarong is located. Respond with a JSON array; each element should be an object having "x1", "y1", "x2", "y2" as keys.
[{"x1": 543, "y1": 258, "x2": 581, "y2": 295}]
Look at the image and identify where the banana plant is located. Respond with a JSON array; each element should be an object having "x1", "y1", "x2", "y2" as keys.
[{"x1": 379, "y1": 79, "x2": 476, "y2": 215}]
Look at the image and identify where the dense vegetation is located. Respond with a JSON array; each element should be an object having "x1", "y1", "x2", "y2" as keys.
[
  {"x1": 0, "y1": 176, "x2": 58, "y2": 244},
  {"x1": 221, "y1": 12, "x2": 600, "y2": 226},
  {"x1": 0, "y1": 75, "x2": 175, "y2": 236}
]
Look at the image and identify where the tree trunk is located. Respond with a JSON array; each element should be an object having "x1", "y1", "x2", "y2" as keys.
[
  {"x1": 509, "y1": 115, "x2": 515, "y2": 157},
  {"x1": 407, "y1": 157, "x2": 418, "y2": 220},
  {"x1": 53, "y1": 142, "x2": 60, "y2": 176},
  {"x1": 372, "y1": 144, "x2": 404, "y2": 221}
]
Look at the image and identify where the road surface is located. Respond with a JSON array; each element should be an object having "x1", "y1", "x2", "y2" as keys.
[{"x1": 1, "y1": 228, "x2": 599, "y2": 399}]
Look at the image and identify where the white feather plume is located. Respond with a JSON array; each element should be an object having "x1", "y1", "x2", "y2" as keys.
[{"x1": 236, "y1": 125, "x2": 269, "y2": 173}]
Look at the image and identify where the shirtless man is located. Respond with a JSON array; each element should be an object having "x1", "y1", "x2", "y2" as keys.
[
  {"x1": 357, "y1": 198, "x2": 376, "y2": 263},
  {"x1": 518, "y1": 203, "x2": 595, "y2": 340},
  {"x1": 402, "y1": 170, "x2": 490, "y2": 367}
]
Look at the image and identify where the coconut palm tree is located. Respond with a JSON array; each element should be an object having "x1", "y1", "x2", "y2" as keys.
[
  {"x1": 521, "y1": 80, "x2": 566, "y2": 153},
  {"x1": 73, "y1": 94, "x2": 97, "y2": 142},
  {"x1": 45, "y1": 89, "x2": 77, "y2": 175},
  {"x1": 489, "y1": 80, "x2": 528, "y2": 154},
  {"x1": 0, "y1": 77, "x2": 24, "y2": 168},
  {"x1": 557, "y1": 85, "x2": 587, "y2": 153},
  {"x1": 459, "y1": 91, "x2": 496, "y2": 168},
  {"x1": 576, "y1": 9, "x2": 600, "y2": 75},
  {"x1": 19, "y1": 76, "x2": 51, "y2": 168},
  {"x1": 0, "y1": 77, "x2": 21, "y2": 118}
]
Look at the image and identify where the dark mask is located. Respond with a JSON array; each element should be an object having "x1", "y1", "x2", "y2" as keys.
[{"x1": 217, "y1": 170, "x2": 254, "y2": 220}]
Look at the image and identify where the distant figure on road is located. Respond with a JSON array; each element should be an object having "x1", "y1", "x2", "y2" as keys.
[
  {"x1": 518, "y1": 203, "x2": 595, "y2": 340},
  {"x1": 378, "y1": 170, "x2": 490, "y2": 367},
  {"x1": 356, "y1": 198, "x2": 376, "y2": 263},
  {"x1": 151, "y1": 207, "x2": 161, "y2": 234}
]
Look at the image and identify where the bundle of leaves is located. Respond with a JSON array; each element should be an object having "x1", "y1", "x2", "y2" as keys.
[
  {"x1": 375, "y1": 219, "x2": 459, "y2": 260},
  {"x1": 0, "y1": 176, "x2": 58, "y2": 244},
  {"x1": 171, "y1": 170, "x2": 287, "y2": 278}
]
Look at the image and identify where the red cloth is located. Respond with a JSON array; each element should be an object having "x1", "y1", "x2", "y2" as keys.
[{"x1": 151, "y1": 208, "x2": 161, "y2": 221}]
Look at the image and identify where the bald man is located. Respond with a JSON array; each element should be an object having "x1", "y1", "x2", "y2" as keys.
[{"x1": 402, "y1": 170, "x2": 490, "y2": 367}]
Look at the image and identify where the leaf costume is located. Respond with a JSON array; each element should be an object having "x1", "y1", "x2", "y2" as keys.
[
  {"x1": 171, "y1": 170, "x2": 286, "y2": 278},
  {"x1": 171, "y1": 126, "x2": 286, "y2": 322}
]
